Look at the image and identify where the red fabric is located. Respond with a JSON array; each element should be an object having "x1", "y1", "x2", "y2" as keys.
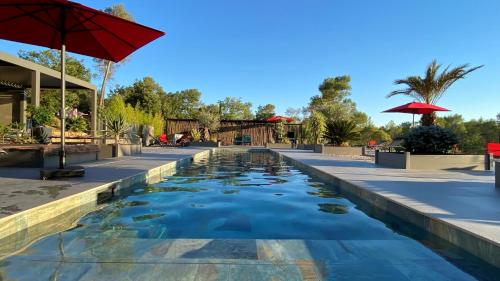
[
  {"x1": 267, "y1": 116, "x2": 294, "y2": 123},
  {"x1": 159, "y1": 134, "x2": 168, "y2": 143},
  {"x1": 487, "y1": 143, "x2": 500, "y2": 156},
  {"x1": 383, "y1": 102, "x2": 450, "y2": 115},
  {"x1": 368, "y1": 140, "x2": 377, "y2": 146},
  {"x1": 0, "y1": 0, "x2": 165, "y2": 62}
]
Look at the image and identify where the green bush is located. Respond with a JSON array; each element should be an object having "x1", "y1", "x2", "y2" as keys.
[
  {"x1": 66, "y1": 116, "x2": 88, "y2": 132},
  {"x1": 403, "y1": 126, "x2": 458, "y2": 154},
  {"x1": 323, "y1": 120, "x2": 360, "y2": 146},
  {"x1": 27, "y1": 105, "x2": 54, "y2": 127},
  {"x1": 191, "y1": 128, "x2": 201, "y2": 142}
]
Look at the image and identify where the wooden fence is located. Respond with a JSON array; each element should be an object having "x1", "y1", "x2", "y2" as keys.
[{"x1": 166, "y1": 119, "x2": 302, "y2": 146}]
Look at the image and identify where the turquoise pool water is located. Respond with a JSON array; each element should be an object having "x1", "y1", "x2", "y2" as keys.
[{"x1": 0, "y1": 150, "x2": 497, "y2": 280}]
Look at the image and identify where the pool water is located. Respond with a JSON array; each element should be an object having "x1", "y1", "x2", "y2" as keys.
[{"x1": 0, "y1": 150, "x2": 497, "y2": 280}]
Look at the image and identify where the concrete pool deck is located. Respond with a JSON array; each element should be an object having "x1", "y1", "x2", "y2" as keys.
[
  {"x1": 272, "y1": 148, "x2": 500, "y2": 268},
  {"x1": 0, "y1": 147, "x2": 210, "y2": 219}
]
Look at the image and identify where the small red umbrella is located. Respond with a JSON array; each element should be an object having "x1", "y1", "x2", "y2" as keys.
[
  {"x1": 0, "y1": 0, "x2": 165, "y2": 169},
  {"x1": 383, "y1": 102, "x2": 450, "y2": 126},
  {"x1": 267, "y1": 115, "x2": 294, "y2": 123}
]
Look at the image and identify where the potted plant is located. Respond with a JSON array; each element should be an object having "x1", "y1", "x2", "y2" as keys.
[
  {"x1": 27, "y1": 105, "x2": 54, "y2": 144},
  {"x1": 102, "y1": 113, "x2": 130, "y2": 157},
  {"x1": 323, "y1": 119, "x2": 360, "y2": 146}
]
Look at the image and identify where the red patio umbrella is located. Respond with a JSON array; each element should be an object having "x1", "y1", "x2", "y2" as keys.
[
  {"x1": 267, "y1": 115, "x2": 294, "y2": 123},
  {"x1": 0, "y1": 0, "x2": 165, "y2": 170},
  {"x1": 382, "y1": 102, "x2": 450, "y2": 126}
]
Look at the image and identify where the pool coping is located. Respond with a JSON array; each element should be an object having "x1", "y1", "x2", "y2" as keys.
[
  {"x1": 0, "y1": 148, "x2": 214, "y2": 253},
  {"x1": 270, "y1": 149, "x2": 500, "y2": 268}
]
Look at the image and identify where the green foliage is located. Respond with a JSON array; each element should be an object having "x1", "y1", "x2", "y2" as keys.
[
  {"x1": 309, "y1": 111, "x2": 326, "y2": 144},
  {"x1": 219, "y1": 97, "x2": 253, "y2": 120},
  {"x1": 162, "y1": 89, "x2": 202, "y2": 119},
  {"x1": 102, "y1": 112, "x2": 130, "y2": 145},
  {"x1": 191, "y1": 128, "x2": 201, "y2": 142},
  {"x1": 359, "y1": 125, "x2": 392, "y2": 145},
  {"x1": 403, "y1": 126, "x2": 458, "y2": 154},
  {"x1": 66, "y1": 116, "x2": 88, "y2": 132},
  {"x1": 313, "y1": 76, "x2": 352, "y2": 105},
  {"x1": 255, "y1": 104, "x2": 275, "y2": 120},
  {"x1": 19, "y1": 49, "x2": 93, "y2": 113},
  {"x1": 323, "y1": 120, "x2": 360, "y2": 146},
  {"x1": 275, "y1": 119, "x2": 287, "y2": 142},
  {"x1": 111, "y1": 76, "x2": 165, "y2": 115},
  {"x1": 0, "y1": 124, "x2": 10, "y2": 143},
  {"x1": 197, "y1": 107, "x2": 220, "y2": 141},
  {"x1": 388, "y1": 60, "x2": 483, "y2": 125},
  {"x1": 142, "y1": 113, "x2": 165, "y2": 138},
  {"x1": 26, "y1": 105, "x2": 54, "y2": 127}
]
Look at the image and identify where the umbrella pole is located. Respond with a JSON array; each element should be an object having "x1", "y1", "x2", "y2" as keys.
[
  {"x1": 412, "y1": 113, "x2": 415, "y2": 127},
  {"x1": 59, "y1": 44, "x2": 66, "y2": 169}
]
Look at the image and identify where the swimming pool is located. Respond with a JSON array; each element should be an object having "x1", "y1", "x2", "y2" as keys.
[{"x1": 0, "y1": 150, "x2": 497, "y2": 280}]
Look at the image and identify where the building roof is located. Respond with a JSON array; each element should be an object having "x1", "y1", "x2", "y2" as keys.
[{"x1": 0, "y1": 51, "x2": 95, "y2": 91}]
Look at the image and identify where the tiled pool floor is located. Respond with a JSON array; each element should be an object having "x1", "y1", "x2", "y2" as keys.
[{"x1": 1, "y1": 238, "x2": 475, "y2": 280}]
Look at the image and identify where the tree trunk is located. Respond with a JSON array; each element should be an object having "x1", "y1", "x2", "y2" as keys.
[
  {"x1": 98, "y1": 61, "x2": 113, "y2": 106},
  {"x1": 421, "y1": 113, "x2": 436, "y2": 126}
]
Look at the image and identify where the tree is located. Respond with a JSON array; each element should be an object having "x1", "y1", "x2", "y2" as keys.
[
  {"x1": 219, "y1": 97, "x2": 253, "y2": 120},
  {"x1": 111, "y1": 76, "x2": 165, "y2": 115},
  {"x1": 255, "y1": 104, "x2": 275, "y2": 120},
  {"x1": 162, "y1": 89, "x2": 201, "y2": 119},
  {"x1": 18, "y1": 49, "x2": 93, "y2": 113},
  {"x1": 387, "y1": 60, "x2": 483, "y2": 125},
  {"x1": 95, "y1": 4, "x2": 134, "y2": 106},
  {"x1": 285, "y1": 107, "x2": 307, "y2": 122},
  {"x1": 309, "y1": 111, "x2": 326, "y2": 144},
  {"x1": 308, "y1": 76, "x2": 359, "y2": 122},
  {"x1": 197, "y1": 106, "x2": 220, "y2": 141},
  {"x1": 323, "y1": 120, "x2": 360, "y2": 146}
]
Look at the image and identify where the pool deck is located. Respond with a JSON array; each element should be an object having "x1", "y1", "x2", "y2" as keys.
[
  {"x1": 0, "y1": 147, "x2": 209, "y2": 219},
  {"x1": 272, "y1": 149, "x2": 500, "y2": 266}
]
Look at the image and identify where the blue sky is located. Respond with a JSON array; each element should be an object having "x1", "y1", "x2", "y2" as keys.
[{"x1": 1, "y1": 0, "x2": 499, "y2": 125}]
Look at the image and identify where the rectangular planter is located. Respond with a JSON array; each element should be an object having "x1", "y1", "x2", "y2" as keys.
[
  {"x1": 296, "y1": 144, "x2": 315, "y2": 150},
  {"x1": 376, "y1": 151, "x2": 490, "y2": 170},
  {"x1": 265, "y1": 143, "x2": 292, "y2": 149},
  {"x1": 314, "y1": 144, "x2": 363, "y2": 156},
  {"x1": 0, "y1": 144, "x2": 101, "y2": 168},
  {"x1": 187, "y1": 141, "x2": 221, "y2": 147}
]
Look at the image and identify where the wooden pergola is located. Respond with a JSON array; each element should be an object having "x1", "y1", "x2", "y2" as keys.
[{"x1": 0, "y1": 51, "x2": 98, "y2": 136}]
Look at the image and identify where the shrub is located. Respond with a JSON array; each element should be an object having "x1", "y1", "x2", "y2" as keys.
[
  {"x1": 323, "y1": 120, "x2": 360, "y2": 146},
  {"x1": 66, "y1": 116, "x2": 88, "y2": 132},
  {"x1": 309, "y1": 111, "x2": 326, "y2": 144},
  {"x1": 191, "y1": 128, "x2": 201, "y2": 142},
  {"x1": 403, "y1": 125, "x2": 458, "y2": 154},
  {"x1": 26, "y1": 105, "x2": 54, "y2": 127}
]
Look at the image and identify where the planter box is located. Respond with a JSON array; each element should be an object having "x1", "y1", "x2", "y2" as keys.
[
  {"x1": 314, "y1": 144, "x2": 363, "y2": 156},
  {"x1": 376, "y1": 151, "x2": 490, "y2": 170},
  {"x1": 296, "y1": 144, "x2": 315, "y2": 150},
  {"x1": 98, "y1": 144, "x2": 142, "y2": 159},
  {"x1": 0, "y1": 144, "x2": 100, "y2": 168},
  {"x1": 187, "y1": 141, "x2": 220, "y2": 147},
  {"x1": 266, "y1": 143, "x2": 292, "y2": 149}
]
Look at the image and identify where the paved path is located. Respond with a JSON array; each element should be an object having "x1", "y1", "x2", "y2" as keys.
[
  {"x1": 273, "y1": 149, "x2": 500, "y2": 245},
  {"x1": 0, "y1": 147, "x2": 208, "y2": 218}
]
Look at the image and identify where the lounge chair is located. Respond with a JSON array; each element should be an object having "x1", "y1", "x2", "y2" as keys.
[{"x1": 242, "y1": 135, "x2": 252, "y2": 145}]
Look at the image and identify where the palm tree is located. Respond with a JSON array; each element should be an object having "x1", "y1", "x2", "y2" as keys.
[
  {"x1": 387, "y1": 60, "x2": 483, "y2": 125},
  {"x1": 323, "y1": 120, "x2": 360, "y2": 146}
]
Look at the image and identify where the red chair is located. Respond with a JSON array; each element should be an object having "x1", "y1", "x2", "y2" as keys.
[
  {"x1": 487, "y1": 143, "x2": 500, "y2": 157},
  {"x1": 159, "y1": 134, "x2": 168, "y2": 146}
]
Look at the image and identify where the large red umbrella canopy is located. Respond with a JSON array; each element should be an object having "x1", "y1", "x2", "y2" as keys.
[
  {"x1": 0, "y1": 0, "x2": 164, "y2": 169},
  {"x1": 383, "y1": 102, "x2": 450, "y2": 115},
  {"x1": 0, "y1": 0, "x2": 165, "y2": 62},
  {"x1": 267, "y1": 115, "x2": 294, "y2": 123}
]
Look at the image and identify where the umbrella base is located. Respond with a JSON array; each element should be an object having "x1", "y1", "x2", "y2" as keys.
[{"x1": 40, "y1": 166, "x2": 85, "y2": 180}]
